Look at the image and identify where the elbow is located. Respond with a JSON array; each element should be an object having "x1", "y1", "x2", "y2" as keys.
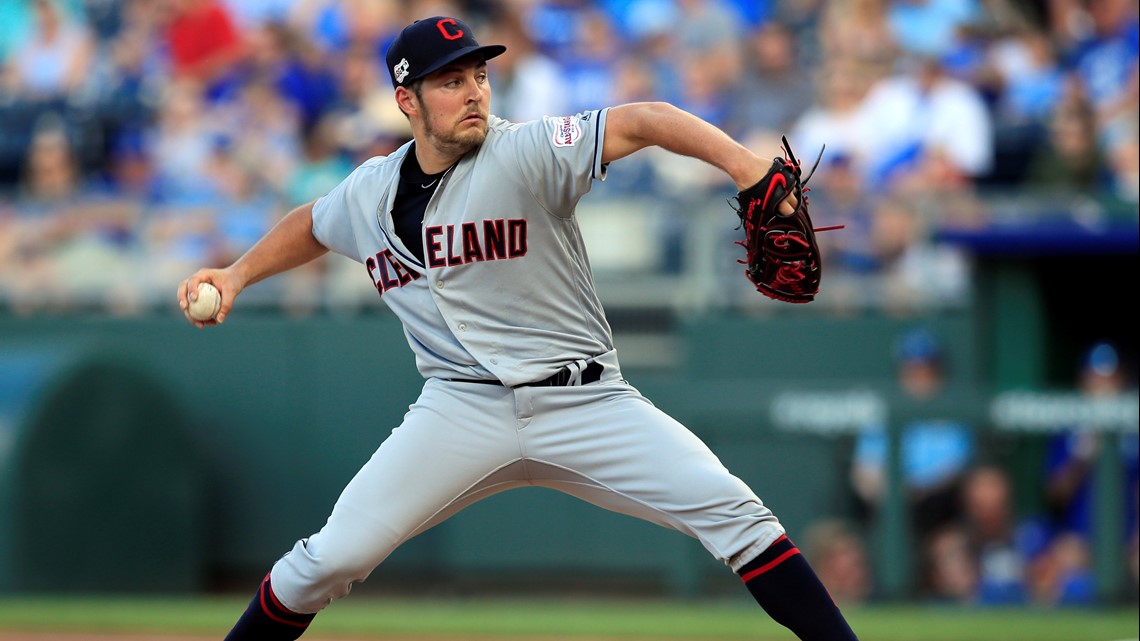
[
  {"x1": 618, "y1": 101, "x2": 680, "y2": 143},
  {"x1": 631, "y1": 101, "x2": 679, "y2": 129}
]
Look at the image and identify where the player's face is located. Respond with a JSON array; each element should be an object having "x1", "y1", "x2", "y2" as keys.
[{"x1": 417, "y1": 58, "x2": 491, "y2": 155}]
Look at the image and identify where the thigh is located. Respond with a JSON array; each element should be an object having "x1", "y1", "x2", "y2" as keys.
[
  {"x1": 275, "y1": 378, "x2": 524, "y2": 588},
  {"x1": 522, "y1": 384, "x2": 784, "y2": 567}
]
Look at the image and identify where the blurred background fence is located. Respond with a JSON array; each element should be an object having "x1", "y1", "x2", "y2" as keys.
[{"x1": 0, "y1": 0, "x2": 1137, "y2": 614}]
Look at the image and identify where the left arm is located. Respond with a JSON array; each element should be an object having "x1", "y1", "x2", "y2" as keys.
[{"x1": 601, "y1": 102, "x2": 772, "y2": 191}]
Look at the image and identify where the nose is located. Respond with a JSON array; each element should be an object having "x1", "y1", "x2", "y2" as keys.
[{"x1": 466, "y1": 74, "x2": 485, "y2": 103}]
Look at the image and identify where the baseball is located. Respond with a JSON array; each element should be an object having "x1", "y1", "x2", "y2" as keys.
[{"x1": 187, "y1": 282, "x2": 222, "y2": 322}]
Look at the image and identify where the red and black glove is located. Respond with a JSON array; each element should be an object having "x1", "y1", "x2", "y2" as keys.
[{"x1": 732, "y1": 136, "x2": 838, "y2": 304}]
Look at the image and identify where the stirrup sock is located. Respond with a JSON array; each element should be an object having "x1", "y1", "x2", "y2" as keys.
[
  {"x1": 738, "y1": 535, "x2": 859, "y2": 641},
  {"x1": 224, "y1": 572, "x2": 316, "y2": 641}
]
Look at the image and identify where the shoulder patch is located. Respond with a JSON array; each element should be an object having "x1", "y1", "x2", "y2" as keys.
[{"x1": 550, "y1": 115, "x2": 582, "y2": 148}]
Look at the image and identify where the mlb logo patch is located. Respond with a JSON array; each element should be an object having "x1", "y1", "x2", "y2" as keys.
[
  {"x1": 551, "y1": 116, "x2": 581, "y2": 147},
  {"x1": 393, "y1": 58, "x2": 410, "y2": 84}
]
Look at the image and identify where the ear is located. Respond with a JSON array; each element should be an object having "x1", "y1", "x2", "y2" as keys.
[{"x1": 395, "y1": 86, "x2": 418, "y2": 118}]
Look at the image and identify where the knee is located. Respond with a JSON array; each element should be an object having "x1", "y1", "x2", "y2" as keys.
[{"x1": 270, "y1": 538, "x2": 378, "y2": 613}]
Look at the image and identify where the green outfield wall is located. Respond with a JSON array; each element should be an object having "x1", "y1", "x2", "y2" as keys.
[{"x1": 0, "y1": 308, "x2": 1133, "y2": 602}]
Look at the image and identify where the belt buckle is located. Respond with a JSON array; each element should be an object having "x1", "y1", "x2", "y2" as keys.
[{"x1": 530, "y1": 361, "x2": 603, "y2": 387}]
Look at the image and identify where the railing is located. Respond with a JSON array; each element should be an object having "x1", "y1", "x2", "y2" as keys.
[{"x1": 1, "y1": 184, "x2": 1135, "y2": 316}]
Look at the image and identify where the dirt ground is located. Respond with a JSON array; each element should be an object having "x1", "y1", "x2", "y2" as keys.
[
  {"x1": 0, "y1": 636, "x2": 464, "y2": 641},
  {"x1": 0, "y1": 635, "x2": 480, "y2": 641},
  {"x1": 0, "y1": 629, "x2": 629, "y2": 634}
]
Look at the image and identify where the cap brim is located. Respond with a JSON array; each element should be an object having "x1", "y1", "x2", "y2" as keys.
[{"x1": 412, "y1": 44, "x2": 507, "y2": 83}]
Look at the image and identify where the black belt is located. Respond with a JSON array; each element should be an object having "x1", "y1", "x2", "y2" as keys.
[{"x1": 448, "y1": 362, "x2": 603, "y2": 387}]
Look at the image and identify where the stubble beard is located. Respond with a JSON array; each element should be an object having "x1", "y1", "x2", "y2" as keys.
[{"x1": 422, "y1": 106, "x2": 487, "y2": 157}]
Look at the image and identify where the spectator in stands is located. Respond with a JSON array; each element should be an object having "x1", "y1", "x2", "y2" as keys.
[
  {"x1": 213, "y1": 75, "x2": 303, "y2": 196},
  {"x1": 851, "y1": 327, "x2": 976, "y2": 547},
  {"x1": 329, "y1": 0, "x2": 403, "y2": 61},
  {"x1": 241, "y1": 20, "x2": 341, "y2": 133},
  {"x1": 665, "y1": 0, "x2": 745, "y2": 132},
  {"x1": 851, "y1": 54, "x2": 995, "y2": 189},
  {"x1": 324, "y1": 42, "x2": 411, "y2": 163},
  {"x1": 617, "y1": 1, "x2": 684, "y2": 111},
  {"x1": 3, "y1": 120, "x2": 81, "y2": 313},
  {"x1": 1027, "y1": 530, "x2": 1097, "y2": 605},
  {"x1": 1042, "y1": 341, "x2": 1139, "y2": 568},
  {"x1": 959, "y1": 464, "x2": 1030, "y2": 605},
  {"x1": 158, "y1": 0, "x2": 245, "y2": 97},
  {"x1": 560, "y1": 7, "x2": 622, "y2": 114},
  {"x1": 1023, "y1": 82, "x2": 1113, "y2": 194},
  {"x1": 727, "y1": 20, "x2": 817, "y2": 144},
  {"x1": 18, "y1": 119, "x2": 84, "y2": 206},
  {"x1": 283, "y1": 114, "x2": 354, "y2": 208},
  {"x1": 485, "y1": 12, "x2": 568, "y2": 123},
  {"x1": 802, "y1": 518, "x2": 874, "y2": 605},
  {"x1": 675, "y1": 0, "x2": 746, "y2": 96},
  {"x1": 860, "y1": 194, "x2": 972, "y2": 310},
  {"x1": 923, "y1": 464, "x2": 1043, "y2": 605},
  {"x1": 887, "y1": 118, "x2": 989, "y2": 229},
  {"x1": 94, "y1": 13, "x2": 164, "y2": 175},
  {"x1": 1068, "y1": 0, "x2": 1139, "y2": 127},
  {"x1": 922, "y1": 522, "x2": 978, "y2": 602},
  {"x1": 789, "y1": 58, "x2": 879, "y2": 173},
  {"x1": 106, "y1": 132, "x2": 156, "y2": 200},
  {"x1": 818, "y1": 0, "x2": 898, "y2": 72},
  {"x1": 10, "y1": 119, "x2": 141, "y2": 312},
  {"x1": 524, "y1": 0, "x2": 592, "y2": 64},
  {"x1": 203, "y1": 139, "x2": 281, "y2": 267},
  {"x1": 146, "y1": 77, "x2": 221, "y2": 203},
  {"x1": 769, "y1": 0, "x2": 825, "y2": 66},
  {"x1": 1, "y1": 0, "x2": 95, "y2": 102},
  {"x1": 984, "y1": 26, "x2": 1066, "y2": 128}
]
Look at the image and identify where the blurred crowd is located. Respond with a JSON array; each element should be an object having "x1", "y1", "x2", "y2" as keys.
[
  {"x1": 0, "y1": 0, "x2": 1137, "y2": 313},
  {"x1": 808, "y1": 336, "x2": 1139, "y2": 607}
]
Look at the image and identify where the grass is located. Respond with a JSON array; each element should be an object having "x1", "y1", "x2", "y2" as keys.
[{"x1": 0, "y1": 595, "x2": 1135, "y2": 640}]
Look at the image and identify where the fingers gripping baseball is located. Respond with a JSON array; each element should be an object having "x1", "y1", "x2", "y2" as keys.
[
  {"x1": 178, "y1": 269, "x2": 242, "y2": 328},
  {"x1": 778, "y1": 196, "x2": 798, "y2": 216}
]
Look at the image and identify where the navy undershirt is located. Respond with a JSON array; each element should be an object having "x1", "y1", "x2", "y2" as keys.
[{"x1": 394, "y1": 143, "x2": 446, "y2": 263}]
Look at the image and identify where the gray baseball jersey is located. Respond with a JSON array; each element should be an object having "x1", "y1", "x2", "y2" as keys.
[
  {"x1": 271, "y1": 110, "x2": 785, "y2": 613},
  {"x1": 313, "y1": 111, "x2": 613, "y2": 387}
]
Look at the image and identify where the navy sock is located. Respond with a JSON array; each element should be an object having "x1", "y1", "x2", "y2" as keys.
[
  {"x1": 224, "y1": 573, "x2": 316, "y2": 641},
  {"x1": 739, "y1": 535, "x2": 858, "y2": 641}
]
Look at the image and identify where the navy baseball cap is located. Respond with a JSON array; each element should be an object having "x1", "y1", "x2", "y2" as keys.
[
  {"x1": 385, "y1": 16, "x2": 506, "y2": 89},
  {"x1": 1082, "y1": 341, "x2": 1120, "y2": 377},
  {"x1": 895, "y1": 327, "x2": 944, "y2": 364}
]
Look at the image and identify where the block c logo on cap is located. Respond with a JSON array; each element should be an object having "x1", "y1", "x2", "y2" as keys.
[
  {"x1": 393, "y1": 58, "x2": 410, "y2": 83},
  {"x1": 436, "y1": 18, "x2": 464, "y2": 40}
]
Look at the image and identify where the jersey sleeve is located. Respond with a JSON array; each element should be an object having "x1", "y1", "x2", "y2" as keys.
[
  {"x1": 310, "y1": 157, "x2": 384, "y2": 262},
  {"x1": 511, "y1": 108, "x2": 609, "y2": 217}
]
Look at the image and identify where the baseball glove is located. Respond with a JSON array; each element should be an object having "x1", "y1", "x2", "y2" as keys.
[{"x1": 732, "y1": 136, "x2": 836, "y2": 304}]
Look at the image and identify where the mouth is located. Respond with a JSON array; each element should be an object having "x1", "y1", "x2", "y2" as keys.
[{"x1": 461, "y1": 113, "x2": 486, "y2": 125}]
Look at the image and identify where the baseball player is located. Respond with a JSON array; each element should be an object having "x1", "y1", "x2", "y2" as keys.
[{"x1": 178, "y1": 16, "x2": 859, "y2": 641}]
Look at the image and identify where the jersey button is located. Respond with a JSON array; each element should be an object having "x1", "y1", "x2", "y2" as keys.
[
  {"x1": 458, "y1": 323, "x2": 467, "y2": 331},
  {"x1": 436, "y1": 280, "x2": 445, "y2": 288}
]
